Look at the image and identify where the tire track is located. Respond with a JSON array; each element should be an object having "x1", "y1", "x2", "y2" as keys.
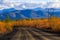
[
  {"x1": 0, "y1": 27, "x2": 18, "y2": 40},
  {"x1": 5, "y1": 27, "x2": 60, "y2": 40},
  {"x1": 27, "y1": 28, "x2": 51, "y2": 40},
  {"x1": 30, "y1": 28, "x2": 60, "y2": 40},
  {"x1": 23, "y1": 28, "x2": 36, "y2": 40},
  {"x1": 11, "y1": 28, "x2": 22, "y2": 40},
  {"x1": 11, "y1": 27, "x2": 35, "y2": 40}
]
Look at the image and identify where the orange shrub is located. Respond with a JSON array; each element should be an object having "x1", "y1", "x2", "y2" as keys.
[
  {"x1": 0, "y1": 17, "x2": 60, "y2": 34},
  {"x1": 0, "y1": 22, "x2": 6, "y2": 34},
  {"x1": 49, "y1": 17, "x2": 60, "y2": 32}
]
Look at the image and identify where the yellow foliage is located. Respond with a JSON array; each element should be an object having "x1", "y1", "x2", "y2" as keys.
[
  {"x1": 0, "y1": 17, "x2": 60, "y2": 34},
  {"x1": 0, "y1": 22, "x2": 6, "y2": 34}
]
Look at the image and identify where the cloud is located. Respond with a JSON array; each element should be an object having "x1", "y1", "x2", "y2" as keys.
[
  {"x1": 2, "y1": 0, "x2": 59, "y2": 3},
  {"x1": 0, "y1": 5, "x2": 10, "y2": 10},
  {"x1": 9, "y1": 3, "x2": 14, "y2": 7},
  {"x1": 47, "y1": 2, "x2": 60, "y2": 8},
  {"x1": 0, "y1": 0, "x2": 60, "y2": 10},
  {"x1": 54, "y1": 0, "x2": 60, "y2": 2}
]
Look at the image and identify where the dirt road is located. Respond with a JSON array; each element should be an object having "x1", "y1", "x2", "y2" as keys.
[{"x1": 0, "y1": 27, "x2": 60, "y2": 40}]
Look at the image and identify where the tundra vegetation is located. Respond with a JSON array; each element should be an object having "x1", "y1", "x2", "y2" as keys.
[{"x1": 0, "y1": 16, "x2": 60, "y2": 34}]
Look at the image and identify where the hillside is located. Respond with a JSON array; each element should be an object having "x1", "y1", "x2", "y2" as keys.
[{"x1": 0, "y1": 8, "x2": 60, "y2": 20}]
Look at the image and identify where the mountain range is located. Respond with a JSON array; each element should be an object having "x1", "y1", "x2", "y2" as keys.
[{"x1": 0, "y1": 3, "x2": 60, "y2": 20}]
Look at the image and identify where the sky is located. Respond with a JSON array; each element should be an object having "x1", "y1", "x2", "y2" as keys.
[
  {"x1": 1, "y1": 0, "x2": 60, "y2": 3},
  {"x1": 0, "y1": 0, "x2": 60, "y2": 10}
]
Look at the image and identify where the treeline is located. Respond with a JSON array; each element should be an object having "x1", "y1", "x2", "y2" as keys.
[{"x1": 0, "y1": 16, "x2": 60, "y2": 34}]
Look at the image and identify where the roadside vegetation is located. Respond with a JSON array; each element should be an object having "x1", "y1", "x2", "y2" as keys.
[{"x1": 0, "y1": 16, "x2": 60, "y2": 34}]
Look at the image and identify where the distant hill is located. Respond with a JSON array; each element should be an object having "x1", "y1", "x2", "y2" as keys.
[{"x1": 0, "y1": 8, "x2": 60, "y2": 20}]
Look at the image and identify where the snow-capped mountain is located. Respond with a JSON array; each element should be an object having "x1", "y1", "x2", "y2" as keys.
[
  {"x1": 0, "y1": 7, "x2": 50, "y2": 20},
  {"x1": 0, "y1": 2, "x2": 60, "y2": 20}
]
